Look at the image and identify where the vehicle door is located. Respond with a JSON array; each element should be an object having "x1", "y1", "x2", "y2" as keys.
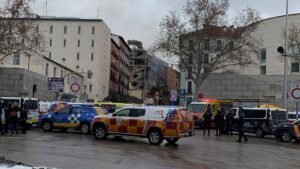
[
  {"x1": 67, "y1": 107, "x2": 82, "y2": 128},
  {"x1": 52, "y1": 107, "x2": 71, "y2": 127},
  {"x1": 110, "y1": 109, "x2": 130, "y2": 134},
  {"x1": 128, "y1": 108, "x2": 147, "y2": 135}
]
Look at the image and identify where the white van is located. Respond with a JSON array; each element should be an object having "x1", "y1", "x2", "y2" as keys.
[{"x1": 230, "y1": 107, "x2": 288, "y2": 138}]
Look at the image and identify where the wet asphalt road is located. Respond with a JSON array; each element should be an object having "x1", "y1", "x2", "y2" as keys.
[{"x1": 0, "y1": 129, "x2": 299, "y2": 169}]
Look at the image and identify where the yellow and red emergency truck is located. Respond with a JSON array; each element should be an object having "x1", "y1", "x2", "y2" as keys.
[
  {"x1": 187, "y1": 99, "x2": 233, "y2": 128},
  {"x1": 91, "y1": 106, "x2": 194, "y2": 145}
]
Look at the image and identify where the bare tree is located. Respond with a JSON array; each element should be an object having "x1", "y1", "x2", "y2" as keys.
[
  {"x1": 156, "y1": 0, "x2": 262, "y2": 98},
  {"x1": 288, "y1": 23, "x2": 300, "y2": 62},
  {"x1": 0, "y1": 0, "x2": 44, "y2": 64}
]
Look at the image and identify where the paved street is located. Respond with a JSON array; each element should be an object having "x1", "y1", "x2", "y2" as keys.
[{"x1": 0, "y1": 129, "x2": 299, "y2": 169}]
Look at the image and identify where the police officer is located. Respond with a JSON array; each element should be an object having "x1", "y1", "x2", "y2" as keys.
[
  {"x1": 237, "y1": 107, "x2": 248, "y2": 143},
  {"x1": 4, "y1": 102, "x2": 10, "y2": 134},
  {"x1": 225, "y1": 111, "x2": 234, "y2": 136},
  {"x1": 20, "y1": 100, "x2": 28, "y2": 134},
  {"x1": 203, "y1": 104, "x2": 212, "y2": 136},
  {"x1": 0, "y1": 99, "x2": 4, "y2": 135},
  {"x1": 215, "y1": 110, "x2": 223, "y2": 136}
]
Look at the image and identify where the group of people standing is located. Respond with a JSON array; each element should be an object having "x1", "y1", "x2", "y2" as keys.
[
  {"x1": 0, "y1": 99, "x2": 28, "y2": 135},
  {"x1": 202, "y1": 104, "x2": 247, "y2": 143}
]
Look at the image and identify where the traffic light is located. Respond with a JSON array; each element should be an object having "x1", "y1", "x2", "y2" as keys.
[{"x1": 33, "y1": 84, "x2": 37, "y2": 97}]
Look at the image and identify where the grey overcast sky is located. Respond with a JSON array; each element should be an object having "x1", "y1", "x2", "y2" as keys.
[{"x1": 30, "y1": 0, "x2": 300, "y2": 49}]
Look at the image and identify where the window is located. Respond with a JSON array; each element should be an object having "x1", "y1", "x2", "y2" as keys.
[
  {"x1": 204, "y1": 39, "x2": 210, "y2": 49},
  {"x1": 189, "y1": 40, "x2": 193, "y2": 50},
  {"x1": 229, "y1": 41, "x2": 234, "y2": 50},
  {"x1": 92, "y1": 26, "x2": 95, "y2": 34},
  {"x1": 261, "y1": 49, "x2": 266, "y2": 63},
  {"x1": 64, "y1": 25, "x2": 67, "y2": 34},
  {"x1": 77, "y1": 53, "x2": 80, "y2": 60},
  {"x1": 50, "y1": 25, "x2": 53, "y2": 34},
  {"x1": 76, "y1": 65, "x2": 80, "y2": 69},
  {"x1": 60, "y1": 69, "x2": 63, "y2": 78},
  {"x1": 89, "y1": 84, "x2": 92, "y2": 92},
  {"x1": 12, "y1": 52, "x2": 20, "y2": 65},
  {"x1": 45, "y1": 63, "x2": 49, "y2": 76},
  {"x1": 291, "y1": 62, "x2": 299, "y2": 72},
  {"x1": 91, "y1": 40, "x2": 94, "y2": 47},
  {"x1": 188, "y1": 67, "x2": 192, "y2": 78},
  {"x1": 36, "y1": 26, "x2": 39, "y2": 33},
  {"x1": 77, "y1": 26, "x2": 81, "y2": 34},
  {"x1": 188, "y1": 54, "x2": 193, "y2": 64},
  {"x1": 77, "y1": 40, "x2": 80, "y2": 47},
  {"x1": 187, "y1": 81, "x2": 192, "y2": 94},
  {"x1": 244, "y1": 109, "x2": 266, "y2": 118},
  {"x1": 63, "y1": 39, "x2": 66, "y2": 47},
  {"x1": 203, "y1": 53, "x2": 209, "y2": 64},
  {"x1": 53, "y1": 67, "x2": 57, "y2": 77},
  {"x1": 115, "y1": 109, "x2": 130, "y2": 117},
  {"x1": 49, "y1": 39, "x2": 52, "y2": 47},
  {"x1": 49, "y1": 52, "x2": 52, "y2": 59},
  {"x1": 58, "y1": 107, "x2": 71, "y2": 114},
  {"x1": 35, "y1": 37, "x2": 39, "y2": 47},
  {"x1": 260, "y1": 65, "x2": 266, "y2": 75},
  {"x1": 217, "y1": 40, "x2": 222, "y2": 50},
  {"x1": 129, "y1": 109, "x2": 146, "y2": 117},
  {"x1": 71, "y1": 107, "x2": 82, "y2": 114},
  {"x1": 91, "y1": 53, "x2": 94, "y2": 61}
]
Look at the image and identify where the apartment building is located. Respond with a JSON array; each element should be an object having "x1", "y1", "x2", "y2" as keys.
[{"x1": 1, "y1": 16, "x2": 111, "y2": 101}]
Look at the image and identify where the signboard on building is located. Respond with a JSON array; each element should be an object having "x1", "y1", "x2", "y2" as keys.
[
  {"x1": 48, "y1": 78, "x2": 64, "y2": 92},
  {"x1": 170, "y1": 90, "x2": 177, "y2": 101}
]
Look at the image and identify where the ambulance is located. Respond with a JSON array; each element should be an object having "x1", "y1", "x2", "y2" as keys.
[
  {"x1": 187, "y1": 99, "x2": 233, "y2": 128},
  {"x1": 91, "y1": 106, "x2": 194, "y2": 145}
]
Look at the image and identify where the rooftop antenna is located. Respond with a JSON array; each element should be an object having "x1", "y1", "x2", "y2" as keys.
[{"x1": 97, "y1": 7, "x2": 100, "y2": 18}]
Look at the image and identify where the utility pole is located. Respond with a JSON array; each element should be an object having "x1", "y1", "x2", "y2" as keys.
[{"x1": 284, "y1": 0, "x2": 289, "y2": 109}]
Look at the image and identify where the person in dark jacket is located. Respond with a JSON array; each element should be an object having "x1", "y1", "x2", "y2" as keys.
[
  {"x1": 225, "y1": 111, "x2": 234, "y2": 136},
  {"x1": 215, "y1": 110, "x2": 223, "y2": 136},
  {"x1": 20, "y1": 102, "x2": 28, "y2": 134},
  {"x1": 0, "y1": 99, "x2": 4, "y2": 135},
  {"x1": 203, "y1": 104, "x2": 212, "y2": 136},
  {"x1": 4, "y1": 102, "x2": 10, "y2": 134},
  {"x1": 9, "y1": 104, "x2": 19, "y2": 135},
  {"x1": 237, "y1": 107, "x2": 248, "y2": 143}
]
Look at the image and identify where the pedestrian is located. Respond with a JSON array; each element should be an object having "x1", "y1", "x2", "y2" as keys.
[
  {"x1": 8, "y1": 103, "x2": 19, "y2": 135},
  {"x1": 215, "y1": 110, "x2": 223, "y2": 136},
  {"x1": 203, "y1": 104, "x2": 212, "y2": 136},
  {"x1": 0, "y1": 99, "x2": 4, "y2": 135},
  {"x1": 4, "y1": 102, "x2": 10, "y2": 134},
  {"x1": 225, "y1": 111, "x2": 234, "y2": 136},
  {"x1": 20, "y1": 101, "x2": 28, "y2": 134},
  {"x1": 220, "y1": 108, "x2": 226, "y2": 134},
  {"x1": 236, "y1": 107, "x2": 248, "y2": 143}
]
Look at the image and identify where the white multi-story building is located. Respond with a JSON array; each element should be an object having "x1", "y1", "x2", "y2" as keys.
[{"x1": 1, "y1": 16, "x2": 111, "y2": 101}]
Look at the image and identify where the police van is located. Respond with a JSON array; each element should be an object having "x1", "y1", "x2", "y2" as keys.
[
  {"x1": 91, "y1": 106, "x2": 195, "y2": 145},
  {"x1": 230, "y1": 107, "x2": 288, "y2": 138}
]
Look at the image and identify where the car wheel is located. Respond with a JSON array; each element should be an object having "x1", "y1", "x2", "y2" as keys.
[
  {"x1": 255, "y1": 128, "x2": 264, "y2": 138},
  {"x1": 148, "y1": 129, "x2": 164, "y2": 145},
  {"x1": 281, "y1": 131, "x2": 292, "y2": 142},
  {"x1": 93, "y1": 124, "x2": 107, "y2": 140},
  {"x1": 42, "y1": 121, "x2": 52, "y2": 132},
  {"x1": 80, "y1": 123, "x2": 90, "y2": 134},
  {"x1": 165, "y1": 138, "x2": 179, "y2": 144}
]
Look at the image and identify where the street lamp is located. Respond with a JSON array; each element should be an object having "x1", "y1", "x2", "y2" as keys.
[{"x1": 284, "y1": 0, "x2": 289, "y2": 109}]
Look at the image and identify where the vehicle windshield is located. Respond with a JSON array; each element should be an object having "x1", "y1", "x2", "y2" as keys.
[
  {"x1": 272, "y1": 110, "x2": 287, "y2": 125},
  {"x1": 25, "y1": 100, "x2": 38, "y2": 110},
  {"x1": 187, "y1": 104, "x2": 207, "y2": 112},
  {"x1": 288, "y1": 114, "x2": 300, "y2": 119}
]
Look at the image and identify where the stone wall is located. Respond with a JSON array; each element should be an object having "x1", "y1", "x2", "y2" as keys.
[
  {"x1": 198, "y1": 73, "x2": 300, "y2": 110},
  {"x1": 0, "y1": 67, "x2": 54, "y2": 101}
]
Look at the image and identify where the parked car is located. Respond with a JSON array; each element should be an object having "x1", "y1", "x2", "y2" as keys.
[
  {"x1": 91, "y1": 106, "x2": 195, "y2": 145},
  {"x1": 230, "y1": 107, "x2": 288, "y2": 138},
  {"x1": 39, "y1": 105, "x2": 105, "y2": 134},
  {"x1": 274, "y1": 119, "x2": 300, "y2": 142}
]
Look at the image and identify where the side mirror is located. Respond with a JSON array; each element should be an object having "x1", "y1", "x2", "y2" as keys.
[
  {"x1": 112, "y1": 113, "x2": 116, "y2": 117},
  {"x1": 55, "y1": 112, "x2": 59, "y2": 115}
]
